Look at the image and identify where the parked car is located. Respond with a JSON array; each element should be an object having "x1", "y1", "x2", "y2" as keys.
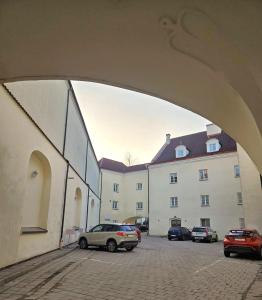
[
  {"x1": 191, "y1": 227, "x2": 218, "y2": 242},
  {"x1": 128, "y1": 225, "x2": 142, "y2": 242},
  {"x1": 78, "y1": 224, "x2": 138, "y2": 252},
  {"x1": 168, "y1": 226, "x2": 191, "y2": 241},
  {"x1": 224, "y1": 229, "x2": 262, "y2": 259}
]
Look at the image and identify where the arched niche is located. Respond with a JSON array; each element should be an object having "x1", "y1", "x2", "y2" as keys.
[
  {"x1": 21, "y1": 150, "x2": 51, "y2": 232},
  {"x1": 74, "y1": 187, "x2": 82, "y2": 229}
]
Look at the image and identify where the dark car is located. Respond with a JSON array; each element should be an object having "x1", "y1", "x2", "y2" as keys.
[
  {"x1": 168, "y1": 226, "x2": 191, "y2": 241},
  {"x1": 224, "y1": 229, "x2": 262, "y2": 259}
]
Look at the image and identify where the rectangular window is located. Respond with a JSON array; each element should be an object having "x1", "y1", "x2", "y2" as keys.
[
  {"x1": 136, "y1": 202, "x2": 143, "y2": 210},
  {"x1": 199, "y1": 169, "x2": 208, "y2": 181},
  {"x1": 209, "y1": 143, "x2": 217, "y2": 152},
  {"x1": 136, "y1": 183, "x2": 143, "y2": 190},
  {"x1": 200, "y1": 218, "x2": 210, "y2": 227},
  {"x1": 201, "y1": 195, "x2": 209, "y2": 207},
  {"x1": 112, "y1": 201, "x2": 118, "y2": 210},
  {"x1": 239, "y1": 217, "x2": 245, "y2": 229},
  {"x1": 113, "y1": 183, "x2": 119, "y2": 193},
  {"x1": 234, "y1": 165, "x2": 240, "y2": 177},
  {"x1": 170, "y1": 173, "x2": 178, "y2": 184},
  {"x1": 170, "y1": 197, "x2": 178, "y2": 208},
  {"x1": 237, "y1": 192, "x2": 243, "y2": 205}
]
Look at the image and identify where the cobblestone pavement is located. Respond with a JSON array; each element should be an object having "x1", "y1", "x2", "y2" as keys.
[{"x1": 0, "y1": 237, "x2": 261, "y2": 300}]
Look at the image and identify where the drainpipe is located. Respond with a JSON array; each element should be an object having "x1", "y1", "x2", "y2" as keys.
[
  {"x1": 99, "y1": 171, "x2": 103, "y2": 223},
  {"x1": 62, "y1": 88, "x2": 70, "y2": 156},
  {"x1": 85, "y1": 187, "x2": 90, "y2": 232},
  {"x1": 147, "y1": 165, "x2": 150, "y2": 236},
  {"x1": 60, "y1": 161, "x2": 70, "y2": 248}
]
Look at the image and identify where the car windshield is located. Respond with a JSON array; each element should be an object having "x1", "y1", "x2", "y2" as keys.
[
  {"x1": 229, "y1": 230, "x2": 254, "y2": 237},
  {"x1": 192, "y1": 227, "x2": 206, "y2": 232},
  {"x1": 119, "y1": 225, "x2": 133, "y2": 232},
  {"x1": 169, "y1": 227, "x2": 181, "y2": 232}
]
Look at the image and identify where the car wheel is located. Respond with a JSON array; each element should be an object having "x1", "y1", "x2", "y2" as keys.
[
  {"x1": 215, "y1": 235, "x2": 218, "y2": 242},
  {"x1": 126, "y1": 246, "x2": 134, "y2": 252},
  {"x1": 192, "y1": 239, "x2": 195, "y2": 242},
  {"x1": 79, "y1": 238, "x2": 88, "y2": 249},
  {"x1": 107, "y1": 240, "x2": 117, "y2": 252},
  {"x1": 224, "y1": 250, "x2": 230, "y2": 257},
  {"x1": 181, "y1": 235, "x2": 185, "y2": 241},
  {"x1": 168, "y1": 237, "x2": 172, "y2": 241},
  {"x1": 208, "y1": 236, "x2": 212, "y2": 243}
]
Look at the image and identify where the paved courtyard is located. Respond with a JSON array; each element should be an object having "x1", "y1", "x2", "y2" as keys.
[{"x1": 0, "y1": 236, "x2": 262, "y2": 300}]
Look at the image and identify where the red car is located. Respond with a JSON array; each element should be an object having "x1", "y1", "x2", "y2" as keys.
[
  {"x1": 224, "y1": 229, "x2": 262, "y2": 259},
  {"x1": 128, "y1": 225, "x2": 141, "y2": 242}
]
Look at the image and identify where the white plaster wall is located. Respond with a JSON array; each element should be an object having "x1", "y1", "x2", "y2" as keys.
[
  {"x1": 123, "y1": 171, "x2": 148, "y2": 220},
  {"x1": 237, "y1": 144, "x2": 262, "y2": 233},
  {"x1": 87, "y1": 191, "x2": 100, "y2": 231},
  {"x1": 64, "y1": 92, "x2": 87, "y2": 179},
  {"x1": 86, "y1": 142, "x2": 100, "y2": 195},
  {"x1": 5, "y1": 81, "x2": 68, "y2": 152},
  {"x1": 100, "y1": 170, "x2": 125, "y2": 223},
  {"x1": 0, "y1": 86, "x2": 67, "y2": 268},
  {"x1": 62, "y1": 167, "x2": 89, "y2": 245},
  {"x1": 149, "y1": 153, "x2": 244, "y2": 238}
]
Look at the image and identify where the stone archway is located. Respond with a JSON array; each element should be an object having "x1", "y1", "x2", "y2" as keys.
[{"x1": 1, "y1": 1, "x2": 262, "y2": 172}]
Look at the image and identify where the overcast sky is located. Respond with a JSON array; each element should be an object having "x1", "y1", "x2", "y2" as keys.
[{"x1": 72, "y1": 81, "x2": 210, "y2": 164}]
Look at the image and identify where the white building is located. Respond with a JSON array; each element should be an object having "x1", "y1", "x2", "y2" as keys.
[
  {"x1": 100, "y1": 125, "x2": 262, "y2": 238},
  {"x1": 0, "y1": 80, "x2": 100, "y2": 268}
]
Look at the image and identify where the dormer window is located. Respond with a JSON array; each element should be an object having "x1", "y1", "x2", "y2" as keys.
[
  {"x1": 175, "y1": 145, "x2": 189, "y2": 158},
  {"x1": 206, "y1": 138, "x2": 221, "y2": 153}
]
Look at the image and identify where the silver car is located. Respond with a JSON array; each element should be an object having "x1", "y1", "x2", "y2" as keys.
[
  {"x1": 191, "y1": 227, "x2": 218, "y2": 242},
  {"x1": 78, "y1": 223, "x2": 138, "y2": 252}
]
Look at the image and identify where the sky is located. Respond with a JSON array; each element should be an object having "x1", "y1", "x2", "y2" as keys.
[{"x1": 72, "y1": 81, "x2": 210, "y2": 165}]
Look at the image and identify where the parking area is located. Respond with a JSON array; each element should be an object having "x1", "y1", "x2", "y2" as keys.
[{"x1": 0, "y1": 236, "x2": 262, "y2": 300}]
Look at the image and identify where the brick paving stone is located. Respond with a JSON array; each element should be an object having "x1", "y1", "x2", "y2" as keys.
[{"x1": 0, "y1": 237, "x2": 261, "y2": 299}]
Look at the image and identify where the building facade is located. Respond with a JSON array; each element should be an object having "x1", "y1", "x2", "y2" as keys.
[
  {"x1": 0, "y1": 80, "x2": 100, "y2": 268},
  {"x1": 100, "y1": 125, "x2": 262, "y2": 238}
]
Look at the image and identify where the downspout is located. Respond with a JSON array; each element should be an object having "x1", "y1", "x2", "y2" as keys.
[
  {"x1": 62, "y1": 87, "x2": 70, "y2": 156},
  {"x1": 99, "y1": 171, "x2": 103, "y2": 223},
  {"x1": 147, "y1": 165, "x2": 150, "y2": 236},
  {"x1": 85, "y1": 187, "x2": 90, "y2": 232},
  {"x1": 60, "y1": 161, "x2": 70, "y2": 247}
]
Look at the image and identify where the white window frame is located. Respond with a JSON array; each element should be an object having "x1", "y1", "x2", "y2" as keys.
[
  {"x1": 201, "y1": 195, "x2": 210, "y2": 207},
  {"x1": 170, "y1": 173, "x2": 178, "y2": 184},
  {"x1": 200, "y1": 218, "x2": 210, "y2": 227},
  {"x1": 136, "y1": 183, "x2": 143, "y2": 190},
  {"x1": 239, "y1": 217, "x2": 245, "y2": 229},
  {"x1": 237, "y1": 192, "x2": 243, "y2": 205},
  {"x1": 170, "y1": 197, "x2": 178, "y2": 208},
  {"x1": 113, "y1": 183, "x2": 119, "y2": 193},
  {"x1": 234, "y1": 165, "x2": 240, "y2": 178},
  {"x1": 136, "y1": 202, "x2": 143, "y2": 210},
  {"x1": 199, "y1": 169, "x2": 208, "y2": 181},
  {"x1": 175, "y1": 145, "x2": 189, "y2": 158},
  {"x1": 112, "y1": 201, "x2": 118, "y2": 210},
  {"x1": 206, "y1": 138, "x2": 221, "y2": 153}
]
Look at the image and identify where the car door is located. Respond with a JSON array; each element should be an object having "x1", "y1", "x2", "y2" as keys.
[{"x1": 88, "y1": 224, "x2": 104, "y2": 245}]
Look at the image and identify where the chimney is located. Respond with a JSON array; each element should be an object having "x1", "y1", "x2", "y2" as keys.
[
  {"x1": 206, "y1": 124, "x2": 221, "y2": 136},
  {"x1": 166, "y1": 133, "x2": 171, "y2": 144}
]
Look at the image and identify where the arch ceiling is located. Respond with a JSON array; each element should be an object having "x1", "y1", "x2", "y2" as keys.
[{"x1": 1, "y1": 0, "x2": 262, "y2": 172}]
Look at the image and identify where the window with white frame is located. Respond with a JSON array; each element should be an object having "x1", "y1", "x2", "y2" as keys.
[
  {"x1": 199, "y1": 169, "x2": 208, "y2": 181},
  {"x1": 175, "y1": 145, "x2": 189, "y2": 158},
  {"x1": 170, "y1": 173, "x2": 178, "y2": 184},
  {"x1": 200, "y1": 218, "x2": 210, "y2": 227},
  {"x1": 136, "y1": 202, "x2": 143, "y2": 210},
  {"x1": 206, "y1": 138, "x2": 221, "y2": 153},
  {"x1": 237, "y1": 192, "x2": 243, "y2": 205},
  {"x1": 170, "y1": 197, "x2": 178, "y2": 208},
  {"x1": 113, "y1": 183, "x2": 119, "y2": 193},
  {"x1": 136, "y1": 183, "x2": 143, "y2": 190},
  {"x1": 112, "y1": 201, "x2": 118, "y2": 210},
  {"x1": 201, "y1": 195, "x2": 209, "y2": 207},
  {"x1": 234, "y1": 165, "x2": 240, "y2": 177},
  {"x1": 239, "y1": 217, "x2": 245, "y2": 229}
]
